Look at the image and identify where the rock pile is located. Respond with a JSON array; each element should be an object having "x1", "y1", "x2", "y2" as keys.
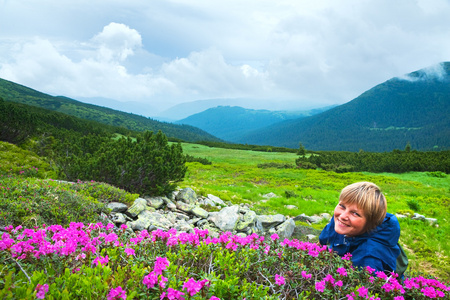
[{"x1": 106, "y1": 187, "x2": 320, "y2": 239}]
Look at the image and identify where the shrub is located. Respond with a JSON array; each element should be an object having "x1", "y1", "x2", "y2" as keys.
[
  {"x1": 284, "y1": 190, "x2": 299, "y2": 198},
  {"x1": 1, "y1": 225, "x2": 448, "y2": 299},
  {"x1": 258, "y1": 162, "x2": 295, "y2": 169},
  {"x1": 295, "y1": 161, "x2": 318, "y2": 170},
  {"x1": 0, "y1": 141, "x2": 57, "y2": 179},
  {"x1": 426, "y1": 171, "x2": 447, "y2": 178},
  {"x1": 0, "y1": 172, "x2": 138, "y2": 228},
  {"x1": 56, "y1": 131, "x2": 187, "y2": 196},
  {"x1": 186, "y1": 154, "x2": 212, "y2": 165},
  {"x1": 407, "y1": 199, "x2": 421, "y2": 212}
]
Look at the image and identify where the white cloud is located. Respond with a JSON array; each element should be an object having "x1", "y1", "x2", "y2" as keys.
[
  {"x1": 0, "y1": 0, "x2": 449, "y2": 113},
  {"x1": 91, "y1": 22, "x2": 142, "y2": 62}
]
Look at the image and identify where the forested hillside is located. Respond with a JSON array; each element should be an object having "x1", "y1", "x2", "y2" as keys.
[
  {"x1": 0, "y1": 78, "x2": 221, "y2": 143},
  {"x1": 175, "y1": 105, "x2": 333, "y2": 141},
  {"x1": 238, "y1": 62, "x2": 450, "y2": 152}
]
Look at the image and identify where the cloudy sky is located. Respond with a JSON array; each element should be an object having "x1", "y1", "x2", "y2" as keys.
[{"x1": 1, "y1": 0, "x2": 449, "y2": 114}]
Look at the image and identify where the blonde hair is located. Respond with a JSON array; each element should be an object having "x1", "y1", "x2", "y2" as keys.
[{"x1": 339, "y1": 182, "x2": 387, "y2": 233}]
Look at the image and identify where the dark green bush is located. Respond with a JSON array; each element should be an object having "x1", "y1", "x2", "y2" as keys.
[
  {"x1": 185, "y1": 154, "x2": 212, "y2": 165},
  {"x1": 258, "y1": 162, "x2": 295, "y2": 169},
  {"x1": 55, "y1": 131, "x2": 187, "y2": 196}
]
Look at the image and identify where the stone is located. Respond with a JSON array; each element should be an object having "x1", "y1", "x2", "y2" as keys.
[
  {"x1": 236, "y1": 210, "x2": 257, "y2": 231},
  {"x1": 239, "y1": 206, "x2": 251, "y2": 214},
  {"x1": 110, "y1": 212, "x2": 127, "y2": 224},
  {"x1": 174, "y1": 212, "x2": 190, "y2": 221},
  {"x1": 262, "y1": 192, "x2": 277, "y2": 199},
  {"x1": 126, "y1": 198, "x2": 148, "y2": 217},
  {"x1": 207, "y1": 194, "x2": 226, "y2": 206},
  {"x1": 306, "y1": 234, "x2": 317, "y2": 241},
  {"x1": 176, "y1": 201, "x2": 194, "y2": 213},
  {"x1": 285, "y1": 205, "x2": 298, "y2": 210},
  {"x1": 107, "y1": 202, "x2": 128, "y2": 213},
  {"x1": 202, "y1": 224, "x2": 221, "y2": 238},
  {"x1": 188, "y1": 217, "x2": 202, "y2": 225},
  {"x1": 320, "y1": 213, "x2": 331, "y2": 220},
  {"x1": 129, "y1": 211, "x2": 172, "y2": 231},
  {"x1": 208, "y1": 205, "x2": 240, "y2": 231},
  {"x1": 166, "y1": 200, "x2": 177, "y2": 210},
  {"x1": 412, "y1": 213, "x2": 426, "y2": 220},
  {"x1": 146, "y1": 197, "x2": 166, "y2": 209},
  {"x1": 256, "y1": 214, "x2": 286, "y2": 231},
  {"x1": 191, "y1": 206, "x2": 209, "y2": 219},
  {"x1": 395, "y1": 214, "x2": 408, "y2": 219},
  {"x1": 202, "y1": 197, "x2": 217, "y2": 207},
  {"x1": 175, "y1": 220, "x2": 193, "y2": 232},
  {"x1": 293, "y1": 213, "x2": 322, "y2": 224},
  {"x1": 176, "y1": 188, "x2": 197, "y2": 204},
  {"x1": 276, "y1": 218, "x2": 296, "y2": 238},
  {"x1": 425, "y1": 218, "x2": 438, "y2": 224}
]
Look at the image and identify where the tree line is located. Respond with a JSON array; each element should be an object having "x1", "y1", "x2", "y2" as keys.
[{"x1": 296, "y1": 143, "x2": 450, "y2": 173}]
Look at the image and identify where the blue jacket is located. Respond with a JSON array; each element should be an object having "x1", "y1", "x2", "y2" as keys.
[{"x1": 319, "y1": 213, "x2": 401, "y2": 273}]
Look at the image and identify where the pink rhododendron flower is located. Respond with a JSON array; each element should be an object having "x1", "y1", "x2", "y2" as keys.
[
  {"x1": 143, "y1": 272, "x2": 158, "y2": 289},
  {"x1": 315, "y1": 280, "x2": 326, "y2": 292},
  {"x1": 357, "y1": 286, "x2": 369, "y2": 298},
  {"x1": 270, "y1": 233, "x2": 279, "y2": 241},
  {"x1": 35, "y1": 283, "x2": 49, "y2": 299},
  {"x1": 301, "y1": 271, "x2": 312, "y2": 279},
  {"x1": 209, "y1": 297, "x2": 220, "y2": 300},
  {"x1": 275, "y1": 274, "x2": 286, "y2": 285},
  {"x1": 159, "y1": 275, "x2": 168, "y2": 288},
  {"x1": 337, "y1": 267, "x2": 348, "y2": 276},
  {"x1": 124, "y1": 247, "x2": 135, "y2": 256},
  {"x1": 161, "y1": 288, "x2": 185, "y2": 300},
  {"x1": 154, "y1": 256, "x2": 170, "y2": 274},
  {"x1": 346, "y1": 292, "x2": 356, "y2": 300},
  {"x1": 376, "y1": 271, "x2": 387, "y2": 280},
  {"x1": 342, "y1": 253, "x2": 352, "y2": 260},
  {"x1": 92, "y1": 255, "x2": 109, "y2": 266},
  {"x1": 183, "y1": 278, "x2": 203, "y2": 296},
  {"x1": 394, "y1": 296, "x2": 405, "y2": 300},
  {"x1": 107, "y1": 286, "x2": 126, "y2": 300}
]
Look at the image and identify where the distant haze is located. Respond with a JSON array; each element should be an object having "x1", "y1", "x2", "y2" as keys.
[{"x1": 1, "y1": 0, "x2": 450, "y2": 114}]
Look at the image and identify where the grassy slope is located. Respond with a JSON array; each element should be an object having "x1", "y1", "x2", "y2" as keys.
[
  {"x1": 179, "y1": 143, "x2": 450, "y2": 280},
  {"x1": 2, "y1": 141, "x2": 448, "y2": 280}
]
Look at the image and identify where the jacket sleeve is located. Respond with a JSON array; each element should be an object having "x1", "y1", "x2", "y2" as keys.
[{"x1": 319, "y1": 217, "x2": 334, "y2": 246}]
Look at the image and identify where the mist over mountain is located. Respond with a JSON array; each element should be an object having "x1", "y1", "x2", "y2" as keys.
[
  {"x1": 236, "y1": 62, "x2": 450, "y2": 152},
  {"x1": 175, "y1": 106, "x2": 334, "y2": 141},
  {"x1": 153, "y1": 98, "x2": 332, "y2": 122}
]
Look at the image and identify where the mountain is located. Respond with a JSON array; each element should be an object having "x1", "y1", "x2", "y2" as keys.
[
  {"x1": 236, "y1": 62, "x2": 450, "y2": 152},
  {"x1": 77, "y1": 96, "x2": 158, "y2": 118},
  {"x1": 154, "y1": 98, "x2": 330, "y2": 122},
  {"x1": 175, "y1": 105, "x2": 334, "y2": 142},
  {"x1": 0, "y1": 78, "x2": 221, "y2": 143}
]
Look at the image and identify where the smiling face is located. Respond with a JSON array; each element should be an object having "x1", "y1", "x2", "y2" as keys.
[{"x1": 334, "y1": 202, "x2": 367, "y2": 237}]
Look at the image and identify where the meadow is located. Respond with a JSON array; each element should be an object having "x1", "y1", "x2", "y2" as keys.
[
  {"x1": 179, "y1": 143, "x2": 450, "y2": 280},
  {"x1": 1, "y1": 141, "x2": 449, "y2": 299}
]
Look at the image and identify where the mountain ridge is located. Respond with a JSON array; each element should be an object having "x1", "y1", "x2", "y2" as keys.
[
  {"x1": 237, "y1": 62, "x2": 450, "y2": 151},
  {"x1": 175, "y1": 105, "x2": 334, "y2": 141},
  {"x1": 0, "y1": 78, "x2": 221, "y2": 143}
]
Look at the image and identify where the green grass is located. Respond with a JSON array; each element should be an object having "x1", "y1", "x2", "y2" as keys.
[
  {"x1": 180, "y1": 143, "x2": 450, "y2": 280},
  {"x1": 1, "y1": 140, "x2": 449, "y2": 280}
]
